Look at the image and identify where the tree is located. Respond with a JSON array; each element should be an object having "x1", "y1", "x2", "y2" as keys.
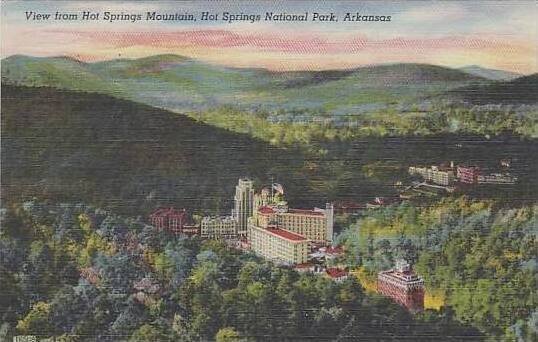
[
  {"x1": 130, "y1": 323, "x2": 169, "y2": 342},
  {"x1": 16, "y1": 302, "x2": 52, "y2": 336},
  {"x1": 215, "y1": 327, "x2": 241, "y2": 342}
]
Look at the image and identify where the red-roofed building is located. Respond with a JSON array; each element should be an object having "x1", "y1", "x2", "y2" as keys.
[
  {"x1": 287, "y1": 208, "x2": 325, "y2": 216},
  {"x1": 248, "y1": 224, "x2": 308, "y2": 265},
  {"x1": 266, "y1": 227, "x2": 306, "y2": 241},
  {"x1": 258, "y1": 206, "x2": 275, "y2": 215},
  {"x1": 377, "y1": 260, "x2": 425, "y2": 312},
  {"x1": 325, "y1": 268, "x2": 349, "y2": 282},
  {"x1": 149, "y1": 208, "x2": 187, "y2": 234},
  {"x1": 252, "y1": 197, "x2": 334, "y2": 244}
]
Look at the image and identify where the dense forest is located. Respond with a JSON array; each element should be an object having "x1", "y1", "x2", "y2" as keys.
[
  {"x1": 3, "y1": 85, "x2": 537, "y2": 218},
  {"x1": 337, "y1": 197, "x2": 537, "y2": 341},
  {"x1": 0, "y1": 200, "x2": 483, "y2": 341}
]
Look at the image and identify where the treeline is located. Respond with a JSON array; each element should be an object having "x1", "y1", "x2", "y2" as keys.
[
  {"x1": 337, "y1": 198, "x2": 537, "y2": 341},
  {"x1": 1, "y1": 200, "x2": 482, "y2": 341},
  {"x1": 190, "y1": 104, "x2": 537, "y2": 147}
]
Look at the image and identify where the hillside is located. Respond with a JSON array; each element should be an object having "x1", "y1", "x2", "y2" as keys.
[
  {"x1": 1, "y1": 55, "x2": 487, "y2": 117},
  {"x1": 450, "y1": 74, "x2": 538, "y2": 104},
  {"x1": 459, "y1": 65, "x2": 521, "y2": 81},
  {"x1": 0, "y1": 85, "x2": 312, "y2": 215}
]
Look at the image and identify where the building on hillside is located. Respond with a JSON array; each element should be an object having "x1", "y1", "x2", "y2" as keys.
[
  {"x1": 251, "y1": 203, "x2": 334, "y2": 244},
  {"x1": 408, "y1": 165, "x2": 455, "y2": 186},
  {"x1": 334, "y1": 201, "x2": 366, "y2": 214},
  {"x1": 377, "y1": 260, "x2": 425, "y2": 312},
  {"x1": 366, "y1": 197, "x2": 401, "y2": 209},
  {"x1": 149, "y1": 208, "x2": 187, "y2": 234},
  {"x1": 322, "y1": 246, "x2": 345, "y2": 261},
  {"x1": 277, "y1": 204, "x2": 334, "y2": 244},
  {"x1": 325, "y1": 268, "x2": 349, "y2": 282},
  {"x1": 201, "y1": 216, "x2": 237, "y2": 240},
  {"x1": 233, "y1": 178, "x2": 254, "y2": 236},
  {"x1": 477, "y1": 173, "x2": 518, "y2": 184},
  {"x1": 253, "y1": 183, "x2": 285, "y2": 214},
  {"x1": 456, "y1": 165, "x2": 481, "y2": 184},
  {"x1": 181, "y1": 223, "x2": 200, "y2": 236},
  {"x1": 248, "y1": 224, "x2": 308, "y2": 265},
  {"x1": 500, "y1": 159, "x2": 511, "y2": 168}
]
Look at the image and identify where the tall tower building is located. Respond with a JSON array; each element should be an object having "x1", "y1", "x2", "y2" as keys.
[
  {"x1": 325, "y1": 203, "x2": 334, "y2": 242},
  {"x1": 234, "y1": 178, "x2": 254, "y2": 235}
]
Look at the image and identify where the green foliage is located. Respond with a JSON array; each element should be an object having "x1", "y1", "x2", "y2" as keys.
[
  {"x1": 16, "y1": 302, "x2": 52, "y2": 335},
  {"x1": 1, "y1": 200, "x2": 484, "y2": 341},
  {"x1": 2, "y1": 55, "x2": 536, "y2": 144},
  {"x1": 130, "y1": 323, "x2": 170, "y2": 342},
  {"x1": 215, "y1": 327, "x2": 242, "y2": 342},
  {"x1": 338, "y1": 197, "x2": 537, "y2": 339}
]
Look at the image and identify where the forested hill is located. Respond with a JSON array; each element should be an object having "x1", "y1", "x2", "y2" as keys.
[
  {"x1": 0, "y1": 85, "x2": 310, "y2": 215},
  {"x1": 450, "y1": 74, "x2": 538, "y2": 104},
  {"x1": 1, "y1": 54, "x2": 486, "y2": 116}
]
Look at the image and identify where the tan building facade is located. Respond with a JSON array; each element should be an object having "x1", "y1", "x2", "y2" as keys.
[
  {"x1": 277, "y1": 205, "x2": 334, "y2": 243},
  {"x1": 408, "y1": 166, "x2": 455, "y2": 186},
  {"x1": 248, "y1": 224, "x2": 308, "y2": 264},
  {"x1": 201, "y1": 216, "x2": 237, "y2": 239},
  {"x1": 252, "y1": 203, "x2": 334, "y2": 244}
]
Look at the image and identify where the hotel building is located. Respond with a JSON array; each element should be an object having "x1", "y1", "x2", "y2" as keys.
[
  {"x1": 248, "y1": 224, "x2": 308, "y2": 264},
  {"x1": 456, "y1": 165, "x2": 481, "y2": 184},
  {"x1": 234, "y1": 178, "x2": 254, "y2": 236},
  {"x1": 377, "y1": 260, "x2": 425, "y2": 312},
  {"x1": 408, "y1": 165, "x2": 455, "y2": 186},
  {"x1": 253, "y1": 203, "x2": 334, "y2": 244},
  {"x1": 201, "y1": 216, "x2": 237, "y2": 240}
]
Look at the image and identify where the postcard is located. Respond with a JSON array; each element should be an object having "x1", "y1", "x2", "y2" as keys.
[{"x1": 1, "y1": 1, "x2": 536, "y2": 341}]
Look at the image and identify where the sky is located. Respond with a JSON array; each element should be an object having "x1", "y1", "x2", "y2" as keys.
[{"x1": 1, "y1": 0, "x2": 536, "y2": 74}]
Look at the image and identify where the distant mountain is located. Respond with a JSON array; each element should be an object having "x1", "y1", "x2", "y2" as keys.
[
  {"x1": 1, "y1": 54, "x2": 487, "y2": 117},
  {"x1": 450, "y1": 74, "x2": 538, "y2": 104},
  {"x1": 459, "y1": 65, "x2": 521, "y2": 81}
]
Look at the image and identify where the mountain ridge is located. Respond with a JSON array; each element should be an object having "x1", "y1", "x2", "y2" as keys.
[
  {"x1": 1, "y1": 54, "x2": 490, "y2": 116},
  {"x1": 459, "y1": 65, "x2": 521, "y2": 81}
]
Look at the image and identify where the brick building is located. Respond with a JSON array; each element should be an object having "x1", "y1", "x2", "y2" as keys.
[
  {"x1": 149, "y1": 208, "x2": 187, "y2": 234},
  {"x1": 456, "y1": 165, "x2": 481, "y2": 184},
  {"x1": 377, "y1": 260, "x2": 425, "y2": 312}
]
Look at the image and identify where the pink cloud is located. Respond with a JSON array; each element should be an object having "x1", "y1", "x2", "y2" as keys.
[{"x1": 55, "y1": 29, "x2": 514, "y2": 55}]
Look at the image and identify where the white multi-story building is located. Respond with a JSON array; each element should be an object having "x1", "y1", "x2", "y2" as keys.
[
  {"x1": 201, "y1": 216, "x2": 237, "y2": 240},
  {"x1": 248, "y1": 224, "x2": 308, "y2": 265},
  {"x1": 233, "y1": 178, "x2": 254, "y2": 236},
  {"x1": 408, "y1": 165, "x2": 455, "y2": 186}
]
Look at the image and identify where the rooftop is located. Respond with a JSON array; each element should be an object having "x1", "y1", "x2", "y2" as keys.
[
  {"x1": 287, "y1": 208, "x2": 325, "y2": 216},
  {"x1": 266, "y1": 227, "x2": 307, "y2": 242},
  {"x1": 258, "y1": 206, "x2": 275, "y2": 215},
  {"x1": 379, "y1": 269, "x2": 423, "y2": 283},
  {"x1": 150, "y1": 207, "x2": 186, "y2": 218},
  {"x1": 325, "y1": 246, "x2": 344, "y2": 255},
  {"x1": 326, "y1": 268, "x2": 348, "y2": 279}
]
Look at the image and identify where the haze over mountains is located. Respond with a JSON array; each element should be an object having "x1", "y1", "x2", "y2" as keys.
[
  {"x1": 4, "y1": 54, "x2": 534, "y2": 121},
  {"x1": 458, "y1": 65, "x2": 521, "y2": 81}
]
